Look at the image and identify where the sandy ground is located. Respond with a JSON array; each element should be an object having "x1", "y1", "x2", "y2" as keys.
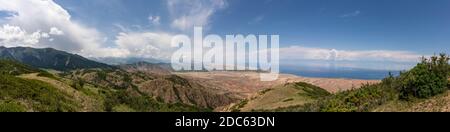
[{"x1": 176, "y1": 71, "x2": 380, "y2": 99}]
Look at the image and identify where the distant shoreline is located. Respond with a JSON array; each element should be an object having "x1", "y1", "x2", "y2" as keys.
[
  {"x1": 176, "y1": 71, "x2": 381, "y2": 94},
  {"x1": 175, "y1": 70, "x2": 384, "y2": 81}
]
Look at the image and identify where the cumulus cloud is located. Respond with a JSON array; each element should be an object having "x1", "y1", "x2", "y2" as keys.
[
  {"x1": 0, "y1": 0, "x2": 122, "y2": 57},
  {"x1": 114, "y1": 32, "x2": 174, "y2": 60},
  {"x1": 49, "y1": 27, "x2": 64, "y2": 35},
  {"x1": 167, "y1": 0, "x2": 227, "y2": 31},
  {"x1": 0, "y1": 24, "x2": 45, "y2": 47},
  {"x1": 279, "y1": 46, "x2": 423, "y2": 62}
]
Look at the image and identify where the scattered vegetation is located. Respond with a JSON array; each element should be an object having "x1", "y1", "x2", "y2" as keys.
[
  {"x1": 104, "y1": 90, "x2": 210, "y2": 112},
  {"x1": 0, "y1": 100, "x2": 27, "y2": 112},
  {"x1": 0, "y1": 59, "x2": 38, "y2": 75},
  {"x1": 269, "y1": 54, "x2": 450, "y2": 112},
  {"x1": 70, "y1": 78, "x2": 85, "y2": 90},
  {"x1": 37, "y1": 71, "x2": 59, "y2": 80},
  {"x1": 294, "y1": 82, "x2": 331, "y2": 99},
  {"x1": 0, "y1": 74, "x2": 79, "y2": 112},
  {"x1": 397, "y1": 54, "x2": 450, "y2": 99},
  {"x1": 259, "y1": 89, "x2": 273, "y2": 95},
  {"x1": 230, "y1": 99, "x2": 249, "y2": 112}
]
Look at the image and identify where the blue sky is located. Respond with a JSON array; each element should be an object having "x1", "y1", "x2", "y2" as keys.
[
  {"x1": 53, "y1": 0, "x2": 450, "y2": 54},
  {"x1": 1, "y1": 0, "x2": 449, "y2": 70}
]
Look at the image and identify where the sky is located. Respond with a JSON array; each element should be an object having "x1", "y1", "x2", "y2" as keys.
[{"x1": 0, "y1": 0, "x2": 449, "y2": 70}]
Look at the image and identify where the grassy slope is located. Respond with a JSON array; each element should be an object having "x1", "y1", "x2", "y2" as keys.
[
  {"x1": 19, "y1": 73, "x2": 105, "y2": 112},
  {"x1": 233, "y1": 82, "x2": 331, "y2": 112},
  {"x1": 1, "y1": 59, "x2": 79, "y2": 112},
  {"x1": 0, "y1": 74, "x2": 80, "y2": 112},
  {"x1": 0, "y1": 59, "x2": 39, "y2": 75}
]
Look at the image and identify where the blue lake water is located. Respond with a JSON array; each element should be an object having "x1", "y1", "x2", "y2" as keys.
[{"x1": 281, "y1": 66, "x2": 401, "y2": 80}]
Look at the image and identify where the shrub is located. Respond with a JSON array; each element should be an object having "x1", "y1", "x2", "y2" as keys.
[
  {"x1": 70, "y1": 78, "x2": 85, "y2": 90},
  {"x1": 398, "y1": 54, "x2": 450, "y2": 99}
]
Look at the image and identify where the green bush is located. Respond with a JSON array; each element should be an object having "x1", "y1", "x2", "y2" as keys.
[
  {"x1": 398, "y1": 54, "x2": 449, "y2": 99},
  {"x1": 0, "y1": 100, "x2": 27, "y2": 112},
  {"x1": 70, "y1": 78, "x2": 85, "y2": 90}
]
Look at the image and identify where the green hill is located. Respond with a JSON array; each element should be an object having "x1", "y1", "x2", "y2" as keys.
[
  {"x1": 0, "y1": 74, "x2": 79, "y2": 112},
  {"x1": 233, "y1": 82, "x2": 330, "y2": 112},
  {"x1": 0, "y1": 46, "x2": 114, "y2": 71},
  {"x1": 0, "y1": 59, "x2": 210, "y2": 112}
]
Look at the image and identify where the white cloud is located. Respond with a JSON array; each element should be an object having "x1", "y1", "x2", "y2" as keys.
[
  {"x1": 114, "y1": 31, "x2": 175, "y2": 60},
  {"x1": 49, "y1": 27, "x2": 64, "y2": 35},
  {"x1": 148, "y1": 15, "x2": 161, "y2": 25},
  {"x1": 167, "y1": 0, "x2": 227, "y2": 31},
  {"x1": 280, "y1": 46, "x2": 423, "y2": 62},
  {"x1": 340, "y1": 10, "x2": 361, "y2": 18},
  {"x1": 0, "y1": 0, "x2": 233, "y2": 60},
  {"x1": 276, "y1": 46, "x2": 424, "y2": 70},
  {"x1": 0, "y1": 24, "x2": 46, "y2": 47},
  {"x1": 0, "y1": 0, "x2": 121, "y2": 57}
]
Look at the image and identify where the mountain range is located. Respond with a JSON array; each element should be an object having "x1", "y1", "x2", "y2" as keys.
[{"x1": 0, "y1": 46, "x2": 113, "y2": 71}]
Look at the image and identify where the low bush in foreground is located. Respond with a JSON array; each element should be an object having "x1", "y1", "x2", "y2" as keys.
[{"x1": 397, "y1": 54, "x2": 449, "y2": 99}]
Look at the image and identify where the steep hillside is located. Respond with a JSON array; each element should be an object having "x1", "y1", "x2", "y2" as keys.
[
  {"x1": 0, "y1": 59, "x2": 209, "y2": 112},
  {"x1": 65, "y1": 69, "x2": 238, "y2": 109},
  {"x1": 0, "y1": 60, "x2": 80, "y2": 112},
  {"x1": 0, "y1": 46, "x2": 114, "y2": 71}
]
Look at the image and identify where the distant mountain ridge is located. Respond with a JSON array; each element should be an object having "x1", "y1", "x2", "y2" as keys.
[
  {"x1": 91, "y1": 57, "x2": 164, "y2": 65},
  {"x1": 119, "y1": 61, "x2": 173, "y2": 75},
  {"x1": 0, "y1": 46, "x2": 114, "y2": 71}
]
